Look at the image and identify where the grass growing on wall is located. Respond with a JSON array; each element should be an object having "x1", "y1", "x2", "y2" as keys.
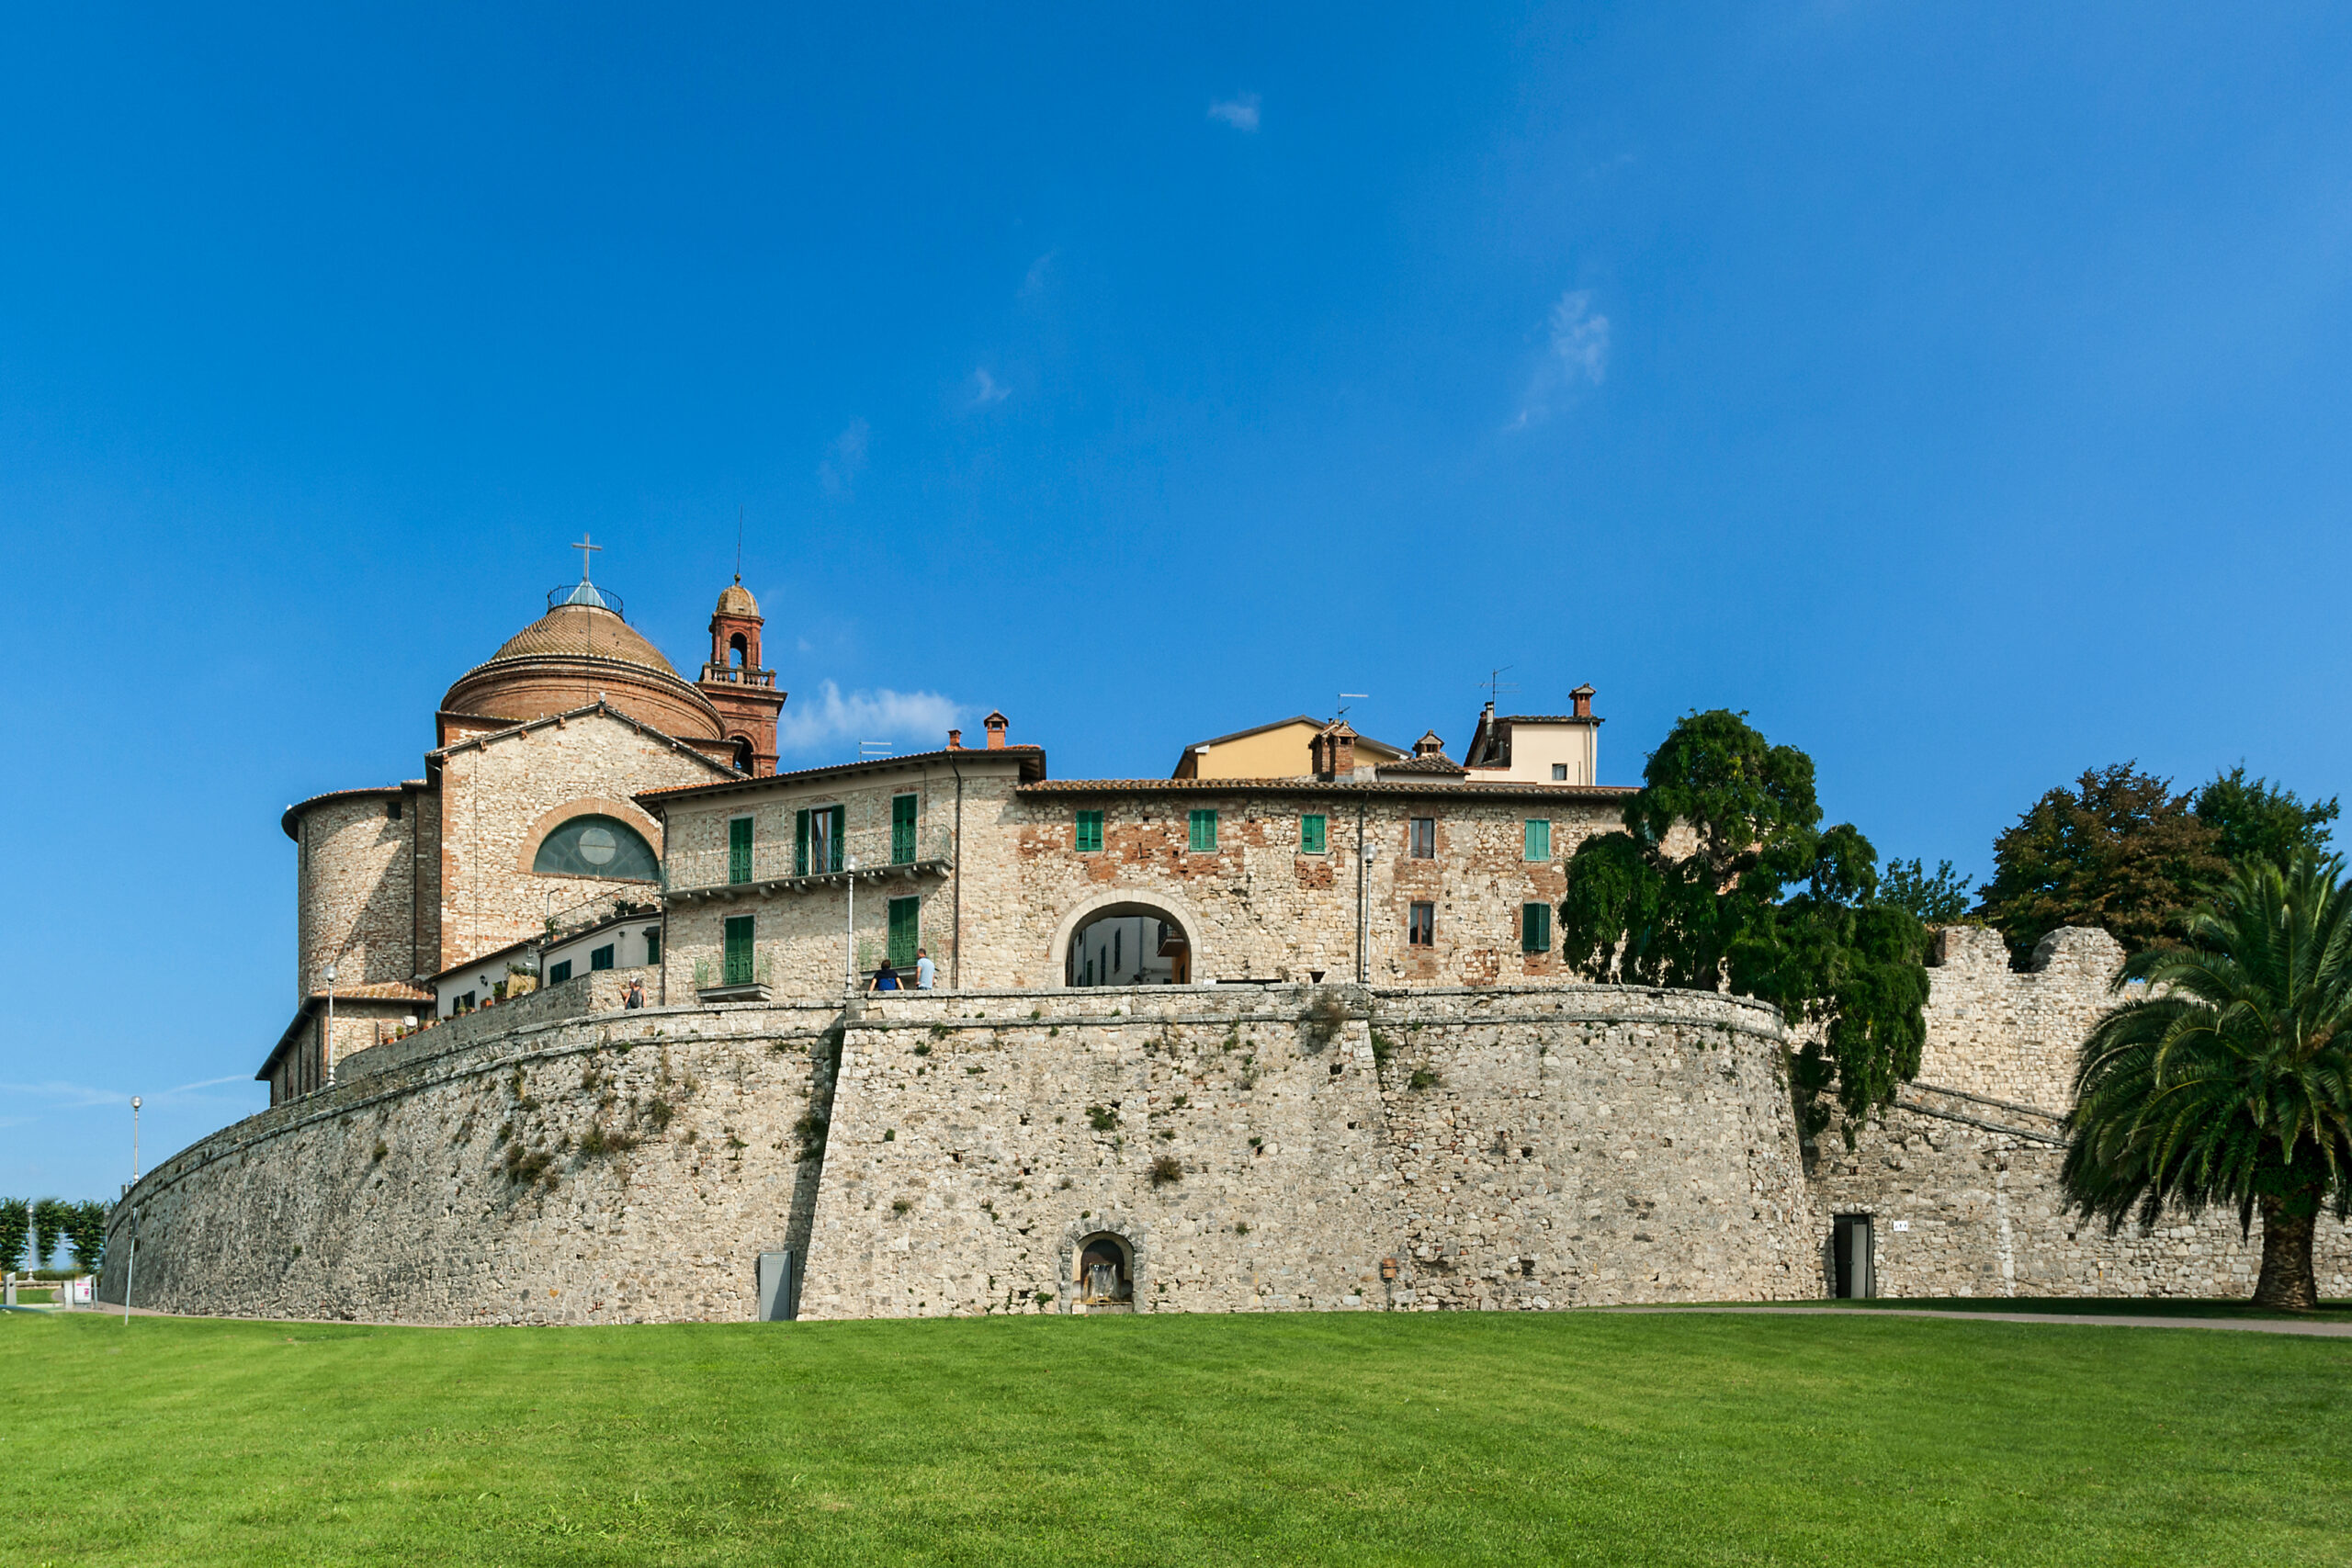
[{"x1": 3, "y1": 1310, "x2": 2347, "y2": 1565}]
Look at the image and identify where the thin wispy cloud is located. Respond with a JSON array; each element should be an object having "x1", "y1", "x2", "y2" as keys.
[
  {"x1": 1509, "y1": 288, "x2": 1611, "y2": 430},
  {"x1": 1207, "y1": 93, "x2": 1261, "y2": 131},
  {"x1": 818, "y1": 418, "x2": 870, "y2": 498},
  {"x1": 1020, "y1": 250, "x2": 1057, "y2": 297},
  {"x1": 776, "y1": 681, "x2": 960, "y2": 754},
  {"x1": 970, "y1": 368, "x2": 1011, "y2": 406},
  {"x1": 0, "y1": 1073, "x2": 254, "y2": 1111}
]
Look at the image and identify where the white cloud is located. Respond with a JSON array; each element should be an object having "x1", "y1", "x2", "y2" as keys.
[
  {"x1": 1208, "y1": 93, "x2": 1261, "y2": 131},
  {"x1": 776, "y1": 681, "x2": 961, "y2": 755},
  {"x1": 1021, "y1": 250, "x2": 1057, "y2": 297},
  {"x1": 0, "y1": 1073, "x2": 253, "y2": 1111},
  {"x1": 1509, "y1": 288, "x2": 1611, "y2": 429},
  {"x1": 970, "y1": 368, "x2": 1011, "y2": 406},
  {"x1": 818, "y1": 418, "x2": 870, "y2": 498}
]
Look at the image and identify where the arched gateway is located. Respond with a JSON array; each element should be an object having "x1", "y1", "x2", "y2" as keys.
[{"x1": 1047, "y1": 889, "x2": 1201, "y2": 987}]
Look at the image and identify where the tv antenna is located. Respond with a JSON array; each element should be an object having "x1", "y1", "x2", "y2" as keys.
[
  {"x1": 858, "y1": 739, "x2": 895, "y2": 759},
  {"x1": 1480, "y1": 665, "x2": 1519, "y2": 706},
  {"x1": 734, "y1": 505, "x2": 744, "y2": 584},
  {"x1": 1336, "y1": 693, "x2": 1368, "y2": 722}
]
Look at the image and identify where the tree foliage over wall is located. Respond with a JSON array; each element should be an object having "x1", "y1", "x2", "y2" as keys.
[
  {"x1": 1557, "y1": 710, "x2": 1931, "y2": 1143},
  {"x1": 1978, "y1": 763, "x2": 2337, "y2": 964},
  {"x1": 1876, "y1": 859, "x2": 1974, "y2": 923}
]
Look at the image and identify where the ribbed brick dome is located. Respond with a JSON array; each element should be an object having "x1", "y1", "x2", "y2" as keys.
[{"x1": 441, "y1": 598, "x2": 725, "y2": 742}]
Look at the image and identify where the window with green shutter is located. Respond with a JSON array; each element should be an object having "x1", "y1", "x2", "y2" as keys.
[
  {"x1": 1300, "y1": 813, "x2": 1327, "y2": 854},
  {"x1": 729, "y1": 817, "x2": 753, "y2": 884},
  {"x1": 797, "y1": 805, "x2": 844, "y2": 874},
  {"x1": 723, "y1": 915, "x2": 755, "y2": 985},
  {"x1": 590, "y1": 943, "x2": 616, "y2": 971},
  {"x1": 1521, "y1": 902, "x2": 1552, "y2": 953},
  {"x1": 888, "y1": 895, "x2": 920, "y2": 967},
  {"x1": 1524, "y1": 819, "x2": 1552, "y2": 862},
  {"x1": 1189, "y1": 809, "x2": 1218, "y2": 852},
  {"x1": 892, "y1": 794, "x2": 918, "y2": 863},
  {"x1": 1074, "y1": 809, "x2": 1103, "y2": 852}
]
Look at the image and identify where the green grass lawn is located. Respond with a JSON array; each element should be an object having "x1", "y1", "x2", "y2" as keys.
[
  {"x1": 5, "y1": 1309, "x2": 2346, "y2": 1566},
  {"x1": 1749, "y1": 1295, "x2": 2352, "y2": 1323}
]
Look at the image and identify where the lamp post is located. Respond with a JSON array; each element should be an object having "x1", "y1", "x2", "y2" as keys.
[
  {"x1": 130, "y1": 1096, "x2": 141, "y2": 1182},
  {"x1": 322, "y1": 961, "x2": 337, "y2": 1089},
  {"x1": 844, "y1": 854, "x2": 859, "y2": 998}
]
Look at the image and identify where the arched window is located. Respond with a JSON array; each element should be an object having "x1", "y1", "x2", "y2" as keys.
[
  {"x1": 731, "y1": 737, "x2": 755, "y2": 774},
  {"x1": 729, "y1": 632, "x2": 748, "y2": 668},
  {"x1": 533, "y1": 815, "x2": 658, "y2": 880}
]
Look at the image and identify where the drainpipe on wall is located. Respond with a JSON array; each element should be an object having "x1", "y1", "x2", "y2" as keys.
[
  {"x1": 947, "y1": 741, "x2": 965, "y2": 990},
  {"x1": 1354, "y1": 796, "x2": 1369, "y2": 984}
]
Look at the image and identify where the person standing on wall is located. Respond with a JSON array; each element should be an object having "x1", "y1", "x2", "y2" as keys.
[{"x1": 625, "y1": 978, "x2": 646, "y2": 1010}]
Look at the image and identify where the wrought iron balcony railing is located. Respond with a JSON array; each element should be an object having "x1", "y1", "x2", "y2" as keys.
[{"x1": 663, "y1": 823, "x2": 956, "y2": 895}]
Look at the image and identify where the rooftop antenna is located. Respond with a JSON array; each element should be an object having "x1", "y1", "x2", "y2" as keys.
[
  {"x1": 1480, "y1": 665, "x2": 1519, "y2": 707},
  {"x1": 734, "y1": 505, "x2": 744, "y2": 584},
  {"x1": 1336, "y1": 693, "x2": 1368, "y2": 722},
  {"x1": 858, "y1": 739, "x2": 895, "y2": 759}
]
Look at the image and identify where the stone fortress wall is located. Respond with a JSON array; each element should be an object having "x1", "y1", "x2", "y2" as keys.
[
  {"x1": 105, "y1": 925, "x2": 2352, "y2": 1323},
  {"x1": 1813, "y1": 923, "x2": 2352, "y2": 1299},
  {"x1": 104, "y1": 983, "x2": 1819, "y2": 1323}
]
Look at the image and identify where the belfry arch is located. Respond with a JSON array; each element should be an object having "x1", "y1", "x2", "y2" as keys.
[{"x1": 1047, "y1": 889, "x2": 1201, "y2": 987}]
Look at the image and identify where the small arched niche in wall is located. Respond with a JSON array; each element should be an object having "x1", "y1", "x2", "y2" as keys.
[{"x1": 1072, "y1": 1230, "x2": 1134, "y2": 1312}]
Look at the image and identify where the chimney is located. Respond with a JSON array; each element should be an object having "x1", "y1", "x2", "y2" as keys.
[
  {"x1": 1314, "y1": 719, "x2": 1358, "y2": 780},
  {"x1": 1570, "y1": 683, "x2": 1595, "y2": 719},
  {"x1": 1415, "y1": 730, "x2": 1444, "y2": 758},
  {"x1": 947, "y1": 728, "x2": 963, "y2": 750},
  {"x1": 984, "y1": 710, "x2": 1009, "y2": 750}
]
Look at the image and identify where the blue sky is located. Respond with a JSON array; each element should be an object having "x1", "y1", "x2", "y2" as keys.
[{"x1": 4, "y1": 4, "x2": 2349, "y2": 1210}]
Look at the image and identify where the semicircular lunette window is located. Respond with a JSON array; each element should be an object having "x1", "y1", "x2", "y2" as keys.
[{"x1": 534, "y1": 815, "x2": 658, "y2": 880}]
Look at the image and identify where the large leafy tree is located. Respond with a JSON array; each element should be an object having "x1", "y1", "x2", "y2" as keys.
[
  {"x1": 1977, "y1": 764, "x2": 2230, "y2": 964},
  {"x1": 2195, "y1": 765, "x2": 2338, "y2": 870},
  {"x1": 1978, "y1": 763, "x2": 2335, "y2": 965},
  {"x1": 1558, "y1": 710, "x2": 1930, "y2": 1141},
  {"x1": 1877, "y1": 859, "x2": 1974, "y2": 923},
  {"x1": 2064, "y1": 852, "x2": 2352, "y2": 1311},
  {"x1": 0, "y1": 1198, "x2": 27, "y2": 1274}
]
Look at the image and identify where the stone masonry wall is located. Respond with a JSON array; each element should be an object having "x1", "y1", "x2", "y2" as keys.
[
  {"x1": 435, "y1": 708, "x2": 720, "y2": 976},
  {"x1": 1368, "y1": 987, "x2": 1811, "y2": 1309},
  {"x1": 1810, "y1": 923, "x2": 2352, "y2": 1299},
  {"x1": 104, "y1": 998, "x2": 841, "y2": 1325},
  {"x1": 295, "y1": 794, "x2": 420, "y2": 998},
  {"x1": 112, "y1": 982, "x2": 1813, "y2": 1324},
  {"x1": 797, "y1": 982, "x2": 1808, "y2": 1319}
]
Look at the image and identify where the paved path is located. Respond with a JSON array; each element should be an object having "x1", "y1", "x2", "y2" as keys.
[{"x1": 1601, "y1": 1305, "x2": 2352, "y2": 1337}]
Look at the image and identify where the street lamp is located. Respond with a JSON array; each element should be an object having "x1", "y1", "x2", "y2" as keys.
[
  {"x1": 844, "y1": 855, "x2": 859, "y2": 996},
  {"x1": 130, "y1": 1096, "x2": 141, "y2": 1182},
  {"x1": 322, "y1": 961, "x2": 338, "y2": 1089}
]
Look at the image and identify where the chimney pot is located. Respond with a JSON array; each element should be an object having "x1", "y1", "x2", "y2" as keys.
[
  {"x1": 1570, "y1": 683, "x2": 1596, "y2": 719},
  {"x1": 947, "y1": 728, "x2": 963, "y2": 750},
  {"x1": 983, "y1": 710, "x2": 1009, "y2": 750}
]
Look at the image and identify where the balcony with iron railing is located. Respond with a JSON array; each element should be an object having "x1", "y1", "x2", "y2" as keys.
[{"x1": 663, "y1": 822, "x2": 956, "y2": 900}]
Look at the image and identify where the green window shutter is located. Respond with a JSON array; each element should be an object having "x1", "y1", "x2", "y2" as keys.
[
  {"x1": 827, "y1": 806, "x2": 846, "y2": 873},
  {"x1": 1524, "y1": 819, "x2": 1552, "y2": 862},
  {"x1": 892, "y1": 795, "x2": 918, "y2": 863},
  {"x1": 794, "y1": 809, "x2": 810, "y2": 876},
  {"x1": 723, "y1": 915, "x2": 755, "y2": 985},
  {"x1": 1522, "y1": 903, "x2": 1551, "y2": 953},
  {"x1": 888, "y1": 896, "x2": 920, "y2": 967},
  {"x1": 729, "y1": 817, "x2": 754, "y2": 884},
  {"x1": 1075, "y1": 809, "x2": 1102, "y2": 852},
  {"x1": 1300, "y1": 814, "x2": 1327, "y2": 854},
  {"x1": 644, "y1": 930, "x2": 662, "y2": 965},
  {"x1": 1189, "y1": 809, "x2": 1217, "y2": 852}
]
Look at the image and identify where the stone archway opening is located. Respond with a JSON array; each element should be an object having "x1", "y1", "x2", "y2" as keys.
[
  {"x1": 1064, "y1": 900, "x2": 1191, "y2": 987},
  {"x1": 1075, "y1": 1232, "x2": 1134, "y2": 1307}
]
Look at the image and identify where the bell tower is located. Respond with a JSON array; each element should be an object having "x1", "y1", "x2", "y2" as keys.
[{"x1": 697, "y1": 579, "x2": 787, "y2": 775}]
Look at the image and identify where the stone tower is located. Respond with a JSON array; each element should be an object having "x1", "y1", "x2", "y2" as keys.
[{"x1": 697, "y1": 579, "x2": 787, "y2": 775}]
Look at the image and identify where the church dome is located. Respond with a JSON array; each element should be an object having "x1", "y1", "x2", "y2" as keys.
[
  {"x1": 440, "y1": 588, "x2": 726, "y2": 744},
  {"x1": 715, "y1": 581, "x2": 760, "y2": 618}
]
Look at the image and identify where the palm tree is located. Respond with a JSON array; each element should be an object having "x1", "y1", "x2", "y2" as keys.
[{"x1": 2064, "y1": 851, "x2": 2352, "y2": 1311}]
